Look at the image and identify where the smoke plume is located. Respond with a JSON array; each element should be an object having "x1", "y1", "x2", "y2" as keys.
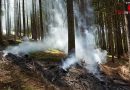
[
  {"x1": 3, "y1": 0, "x2": 107, "y2": 75},
  {"x1": 62, "y1": 0, "x2": 107, "y2": 74}
]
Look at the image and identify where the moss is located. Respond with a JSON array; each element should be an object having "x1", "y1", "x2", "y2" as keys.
[
  {"x1": 29, "y1": 50, "x2": 66, "y2": 62},
  {"x1": 22, "y1": 85, "x2": 34, "y2": 90}
]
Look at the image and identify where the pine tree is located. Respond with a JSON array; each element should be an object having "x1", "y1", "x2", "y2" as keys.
[{"x1": 67, "y1": 0, "x2": 75, "y2": 54}]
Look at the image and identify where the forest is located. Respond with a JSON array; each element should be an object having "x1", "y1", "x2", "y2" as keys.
[{"x1": 0, "y1": 0, "x2": 130, "y2": 90}]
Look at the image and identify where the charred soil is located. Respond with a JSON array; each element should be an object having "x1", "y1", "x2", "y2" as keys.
[{"x1": 0, "y1": 51, "x2": 130, "y2": 90}]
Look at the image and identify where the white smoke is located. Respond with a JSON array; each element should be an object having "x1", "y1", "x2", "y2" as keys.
[
  {"x1": 4, "y1": 41, "x2": 45, "y2": 55},
  {"x1": 62, "y1": 29, "x2": 107, "y2": 74},
  {"x1": 62, "y1": 0, "x2": 107, "y2": 74},
  {"x1": 3, "y1": 0, "x2": 107, "y2": 75},
  {"x1": 4, "y1": 0, "x2": 68, "y2": 55},
  {"x1": 76, "y1": 31, "x2": 107, "y2": 74},
  {"x1": 62, "y1": 53, "x2": 77, "y2": 71}
]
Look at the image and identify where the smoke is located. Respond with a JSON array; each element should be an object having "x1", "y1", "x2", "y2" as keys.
[
  {"x1": 3, "y1": 0, "x2": 107, "y2": 75},
  {"x1": 3, "y1": 0, "x2": 68, "y2": 55},
  {"x1": 61, "y1": 0, "x2": 107, "y2": 74},
  {"x1": 62, "y1": 53, "x2": 77, "y2": 71},
  {"x1": 76, "y1": 30, "x2": 107, "y2": 74},
  {"x1": 62, "y1": 29, "x2": 107, "y2": 74}
]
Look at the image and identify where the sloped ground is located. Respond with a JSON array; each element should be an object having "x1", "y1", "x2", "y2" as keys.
[
  {"x1": 0, "y1": 51, "x2": 59, "y2": 90},
  {"x1": 0, "y1": 50, "x2": 130, "y2": 90},
  {"x1": 100, "y1": 56, "x2": 130, "y2": 81},
  {"x1": 0, "y1": 60, "x2": 45, "y2": 90}
]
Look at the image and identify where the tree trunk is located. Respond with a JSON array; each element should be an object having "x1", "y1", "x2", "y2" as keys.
[
  {"x1": 127, "y1": 15, "x2": 130, "y2": 38},
  {"x1": 125, "y1": 14, "x2": 130, "y2": 74},
  {"x1": 67, "y1": 0, "x2": 75, "y2": 54},
  {"x1": 125, "y1": 0, "x2": 130, "y2": 73},
  {"x1": 39, "y1": 0, "x2": 44, "y2": 39},
  {"x1": 6, "y1": 0, "x2": 10, "y2": 36},
  {"x1": 23, "y1": 0, "x2": 26, "y2": 36},
  {"x1": 0, "y1": 0, "x2": 3, "y2": 44},
  {"x1": 31, "y1": 0, "x2": 37, "y2": 40},
  {"x1": 18, "y1": 0, "x2": 22, "y2": 38}
]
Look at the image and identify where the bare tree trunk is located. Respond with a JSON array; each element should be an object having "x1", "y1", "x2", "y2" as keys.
[
  {"x1": 18, "y1": 0, "x2": 22, "y2": 38},
  {"x1": 6, "y1": 0, "x2": 10, "y2": 36},
  {"x1": 127, "y1": 15, "x2": 130, "y2": 73},
  {"x1": 22, "y1": 0, "x2": 26, "y2": 36},
  {"x1": 0, "y1": 0, "x2": 3, "y2": 44},
  {"x1": 14, "y1": 0, "x2": 18, "y2": 40},
  {"x1": 31, "y1": 0, "x2": 37, "y2": 40},
  {"x1": 128, "y1": 15, "x2": 130, "y2": 74},
  {"x1": 110, "y1": 16, "x2": 115, "y2": 63},
  {"x1": 127, "y1": 15, "x2": 130, "y2": 38},
  {"x1": 125, "y1": 14, "x2": 130, "y2": 74},
  {"x1": 67, "y1": 0, "x2": 75, "y2": 54},
  {"x1": 26, "y1": 15, "x2": 30, "y2": 37},
  {"x1": 39, "y1": 0, "x2": 44, "y2": 39},
  {"x1": 125, "y1": 0, "x2": 130, "y2": 73}
]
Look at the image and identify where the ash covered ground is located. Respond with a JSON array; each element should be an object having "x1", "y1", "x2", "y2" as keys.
[{"x1": 0, "y1": 51, "x2": 130, "y2": 90}]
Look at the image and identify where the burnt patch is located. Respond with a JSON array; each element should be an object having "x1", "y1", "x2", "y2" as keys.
[{"x1": 4, "y1": 53, "x2": 130, "y2": 90}]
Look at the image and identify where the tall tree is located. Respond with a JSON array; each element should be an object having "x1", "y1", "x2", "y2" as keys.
[
  {"x1": 0, "y1": 0, "x2": 3, "y2": 43},
  {"x1": 125, "y1": 0, "x2": 130, "y2": 73},
  {"x1": 6, "y1": 0, "x2": 11, "y2": 36},
  {"x1": 18, "y1": 0, "x2": 22, "y2": 38},
  {"x1": 22, "y1": 0, "x2": 26, "y2": 36},
  {"x1": 31, "y1": 0, "x2": 37, "y2": 40},
  {"x1": 67, "y1": 0, "x2": 75, "y2": 54},
  {"x1": 39, "y1": 0, "x2": 44, "y2": 39}
]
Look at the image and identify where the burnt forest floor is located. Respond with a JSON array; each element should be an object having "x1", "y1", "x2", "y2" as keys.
[{"x1": 0, "y1": 45, "x2": 130, "y2": 90}]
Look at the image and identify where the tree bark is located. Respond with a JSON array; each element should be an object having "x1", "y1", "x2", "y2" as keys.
[
  {"x1": 125, "y1": 0, "x2": 130, "y2": 73},
  {"x1": 0, "y1": 0, "x2": 3, "y2": 44},
  {"x1": 67, "y1": 0, "x2": 75, "y2": 54},
  {"x1": 39, "y1": 0, "x2": 44, "y2": 39},
  {"x1": 23, "y1": 0, "x2": 26, "y2": 36}
]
